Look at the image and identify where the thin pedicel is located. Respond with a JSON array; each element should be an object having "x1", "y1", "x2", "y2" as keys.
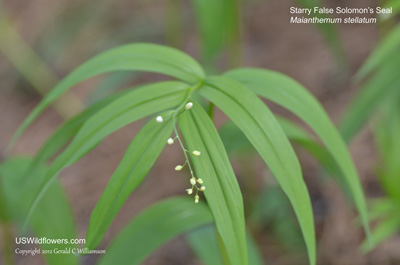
[{"x1": 156, "y1": 102, "x2": 205, "y2": 203}]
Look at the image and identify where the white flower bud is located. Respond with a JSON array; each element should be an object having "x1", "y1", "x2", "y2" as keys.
[
  {"x1": 197, "y1": 178, "x2": 203, "y2": 184},
  {"x1": 195, "y1": 199, "x2": 199, "y2": 204},
  {"x1": 185, "y1": 102, "x2": 193, "y2": 110},
  {"x1": 175, "y1": 165, "x2": 183, "y2": 171},
  {"x1": 195, "y1": 195, "x2": 199, "y2": 200},
  {"x1": 186, "y1": 189, "x2": 193, "y2": 195},
  {"x1": 190, "y1": 178, "x2": 196, "y2": 185},
  {"x1": 192, "y1": 150, "x2": 201, "y2": 156},
  {"x1": 200, "y1": 186, "x2": 206, "y2": 191},
  {"x1": 156, "y1": 116, "x2": 163, "y2": 123},
  {"x1": 167, "y1": 138, "x2": 174, "y2": 145}
]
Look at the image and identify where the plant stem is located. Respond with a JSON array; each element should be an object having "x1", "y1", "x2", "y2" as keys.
[
  {"x1": 207, "y1": 102, "x2": 215, "y2": 121},
  {"x1": 0, "y1": 7, "x2": 84, "y2": 120},
  {"x1": 226, "y1": 0, "x2": 243, "y2": 69},
  {"x1": 166, "y1": 0, "x2": 183, "y2": 49},
  {"x1": 171, "y1": 82, "x2": 202, "y2": 181},
  {"x1": 172, "y1": 114, "x2": 195, "y2": 178}
]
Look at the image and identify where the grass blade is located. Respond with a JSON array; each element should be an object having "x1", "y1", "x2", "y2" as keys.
[
  {"x1": 179, "y1": 102, "x2": 248, "y2": 265},
  {"x1": 9, "y1": 43, "x2": 205, "y2": 150},
  {"x1": 98, "y1": 197, "x2": 213, "y2": 265},
  {"x1": 200, "y1": 76, "x2": 315, "y2": 265},
  {"x1": 85, "y1": 113, "x2": 174, "y2": 249},
  {"x1": 225, "y1": 68, "x2": 371, "y2": 244}
]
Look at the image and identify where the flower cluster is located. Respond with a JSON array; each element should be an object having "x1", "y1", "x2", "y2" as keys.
[{"x1": 155, "y1": 102, "x2": 206, "y2": 203}]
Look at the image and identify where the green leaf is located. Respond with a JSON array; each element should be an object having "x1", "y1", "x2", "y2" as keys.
[
  {"x1": 361, "y1": 215, "x2": 400, "y2": 253},
  {"x1": 98, "y1": 197, "x2": 213, "y2": 265},
  {"x1": 23, "y1": 81, "x2": 189, "y2": 228},
  {"x1": 374, "y1": 100, "x2": 400, "y2": 200},
  {"x1": 26, "y1": 89, "x2": 132, "y2": 179},
  {"x1": 85, "y1": 113, "x2": 174, "y2": 250},
  {"x1": 220, "y1": 118, "x2": 335, "y2": 172},
  {"x1": 225, "y1": 68, "x2": 370, "y2": 243},
  {"x1": 179, "y1": 102, "x2": 248, "y2": 265},
  {"x1": 250, "y1": 185, "x2": 306, "y2": 250},
  {"x1": 368, "y1": 199, "x2": 399, "y2": 221},
  {"x1": 220, "y1": 118, "x2": 349, "y2": 198},
  {"x1": 187, "y1": 225, "x2": 223, "y2": 265},
  {"x1": 218, "y1": 121, "x2": 256, "y2": 154},
  {"x1": 384, "y1": 0, "x2": 400, "y2": 15},
  {"x1": 186, "y1": 225, "x2": 264, "y2": 265},
  {"x1": 356, "y1": 25, "x2": 400, "y2": 80},
  {"x1": 190, "y1": 0, "x2": 240, "y2": 65},
  {"x1": 341, "y1": 54, "x2": 400, "y2": 141},
  {"x1": 199, "y1": 76, "x2": 315, "y2": 265},
  {"x1": 9, "y1": 43, "x2": 205, "y2": 150},
  {"x1": 246, "y1": 230, "x2": 264, "y2": 265},
  {"x1": 277, "y1": 117, "x2": 343, "y2": 181},
  {"x1": 0, "y1": 157, "x2": 78, "y2": 265}
]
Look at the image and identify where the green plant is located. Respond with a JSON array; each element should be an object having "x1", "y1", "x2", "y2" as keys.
[
  {"x1": 4, "y1": 43, "x2": 371, "y2": 265},
  {"x1": 165, "y1": 0, "x2": 241, "y2": 71},
  {"x1": 339, "y1": 16, "x2": 400, "y2": 251}
]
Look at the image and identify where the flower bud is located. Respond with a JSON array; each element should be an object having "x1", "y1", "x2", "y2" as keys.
[
  {"x1": 192, "y1": 150, "x2": 201, "y2": 156},
  {"x1": 156, "y1": 116, "x2": 163, "y2": 123},
  {"x1": 175, "y1": 165, "x2": 183, "y2": 171},
  {"x1": 190, "y1": 178, "x2": 196, "y2": 185},
  {"x1": 195, "y1": 199, "x2": 199, "y2": 203},
  {"x1": 200, "y1": 186, "x2": 206, "y2": 191},
  {"x1": 186, "y1": 189, "x2": 193, "y2": 195},
  {"x1": 197, "y1": 178, "x2": 203, "y2": 184},
  {"x1": 167, "y1": 138, "x2": 174, "y2": 145},
  {"x1": 185, "y1": 102, "x2": 193, "y2": 110},
  {"x1": 195, "y1": 195, "x2": 199, "y2": 200}
]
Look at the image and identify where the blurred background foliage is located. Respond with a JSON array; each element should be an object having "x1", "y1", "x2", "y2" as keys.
[{"x1": 0, "y1": 0, "x2": 399, "y2": 264}]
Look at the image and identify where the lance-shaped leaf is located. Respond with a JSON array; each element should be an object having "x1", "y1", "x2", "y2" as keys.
[
  {"x1": 0, "y1": 158, "x2": 78, "y2": 265},
  {"x1": 23, "y1": 81, "x2": 189, "y2": 228},
  {"x1": 25, "y1": 89, "x2": 132, "y2": 178},
  {"x1": 361, "y1": 215, "x2": 400, "y2": 253},
  {"x1": 9, "y1": 43, "x2": 205, "y2": 149},
  {"x1": 385, "y1": 0, "x2": 400, "y2": 15},
  {"x1": 225, "y1": 68, "x2": 371, "y2": 242},
  {"x1": 219, "y1": 119, "x2": 346, "y2": 192},
  {"x1": 186, "y1": 225, "x2": 263, "y2": 265},
  {"x1": 85, "y1": 113, "x2": 174, "y2": 249},
  {"x1": 374, "y1": 99, "x2": 400, "y2": 201},
  {"x1": 199, "y1": 76, "x2": 315, "y2": 265},
  {"x1": 341, "y1": 54, "x2": 400, "y2": 141},
  {"x1": 98, "y1": 197, "x2": 213, "y2": 265},
  {"x1": 356, "y1": 25, "x2": 400, "y2": 80},
  {"x1": 179, "y1": 103, "x2": 248, "y2": 265}
]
